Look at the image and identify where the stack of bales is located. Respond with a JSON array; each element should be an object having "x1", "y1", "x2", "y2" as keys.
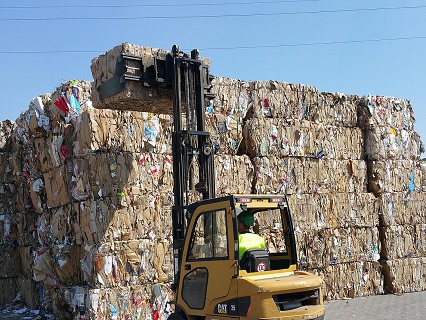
[
  {"x1": 241, "y1": 82, "x2": 382, "y2": 299},
  {"x1": 0, "y1": 45, "x2": 255, "y2": 318},
  {"x1": 0, "y1": 119, "x2": 25, "y2": 306},
  {"x1": 0, "y1": 80, "x2": 180, "y2": 318},
  {"x1": 358, "y1": 95, "x2": 426, "y2": 294},
  {"x1": 1, "y1": 43, "x2": 426, "y2": 317}
]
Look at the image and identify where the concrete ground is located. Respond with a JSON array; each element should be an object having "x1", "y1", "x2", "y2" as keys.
[
  {"x1": 1, "y1": 291, "x2": 426, "y2": 319},
  {"x1": 324, "y1": 291, "x2": 426, "y2": 320}
]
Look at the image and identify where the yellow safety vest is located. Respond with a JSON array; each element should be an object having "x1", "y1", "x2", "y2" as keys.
[{"x1": 238, "y1": 233, "x2": 265, "y2": 258}]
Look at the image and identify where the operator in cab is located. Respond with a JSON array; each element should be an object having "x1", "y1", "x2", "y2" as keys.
[{"x1": 237, "y1": 210, "x2": 266, "y2": 258}]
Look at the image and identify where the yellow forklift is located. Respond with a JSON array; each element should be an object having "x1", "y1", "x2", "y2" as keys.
[{"x1": 102, "y1": 45, "x2": 325, "y2": 320}]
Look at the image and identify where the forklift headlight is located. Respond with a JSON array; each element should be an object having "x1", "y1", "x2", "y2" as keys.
[{"x1": 203, "y1": 144, "x2": 212, "y2": 155}]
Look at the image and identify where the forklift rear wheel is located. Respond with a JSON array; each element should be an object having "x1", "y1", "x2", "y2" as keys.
[{"x1": 167, "y1": 312, "x2": 187, "y2": 320}]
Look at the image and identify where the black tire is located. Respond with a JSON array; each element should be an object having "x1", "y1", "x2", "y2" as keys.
[{"x1": 167, "y1": 312, "x2": 188, "y2": 320}]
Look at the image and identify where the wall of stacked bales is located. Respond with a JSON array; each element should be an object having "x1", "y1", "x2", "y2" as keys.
[{"x1": 0, "y1": 42, "x2": 425, "y2": 318}]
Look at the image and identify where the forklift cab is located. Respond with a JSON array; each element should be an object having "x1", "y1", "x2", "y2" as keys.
[{"x1": 174, "y1": 194, "x2": 302, "y2": 318}]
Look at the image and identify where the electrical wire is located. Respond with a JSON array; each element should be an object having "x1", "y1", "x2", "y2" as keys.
[
  {"x1": 192, "y1": 36, "x2": 426, "y2": 50},
  {"x1": 1, "y1": 35, "x2": 425, "y2": 54},
  {"x1": 0, "y1": 4, "x2": 425, "y2": 21},
  {"x1": 0, "y1": 0, "x2": 323, "y2": 9}
]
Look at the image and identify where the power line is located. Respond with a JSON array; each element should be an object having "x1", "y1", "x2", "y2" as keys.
[
  {"x1": 0, "y1": 0, "x2": 322, "y2": 9},
  {"x1": 0, "y1": 4, "x2": 426, "y2": 21},
  {"x1": 192, "y1": 36, "x2": 426, "y2": 50},
  {"x1": 1, "y1": 35, "x2": 425, "y2": 54},
  {"x1": 0, "y1": 50, "x2": 101, "y2": 54}
]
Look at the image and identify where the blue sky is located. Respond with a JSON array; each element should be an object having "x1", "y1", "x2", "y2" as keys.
[{"x1": 1, "y1": 0, "x2": 426, "y2": 154}]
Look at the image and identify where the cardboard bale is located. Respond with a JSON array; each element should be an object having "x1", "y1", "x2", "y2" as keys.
[
  {"x1": 249, "y1": 81, "x2": 358, "y2": 126},
  {"x1": 19, "y1": 246, "x2": 34, "y2": 278},
  {"x1": 74, "y1": 109, "x2": 173, "y2": 156},
  {"x1": 16, "y1": 277, "x2": 39, "y2": 310},
  {"x1": 288, "y1": 192, "x2": 379, "y2": 231},
  {"x1": 378, "y1": 192, "x2": 426, "y2": 226},
  {"x1": 249, "y1": 81, "x2": 319, "y2": 120},
  {"x1": 365, "y1": 127, "x2": 423, "y2": 161},
  {"x1": 43, "y1": 164, "x2": 70, "y2": 208},
  {"x1": 205, "y1": 113, "x2": 243, "y2": 155},
  {"x1": 33, "y1": 245, "x2": 83, "y2": 286},
  {"x1": 296, "y1": 227, "x2": 380, "y2": 268},
  {"x1": 48, "y1": 80, "x2": 93, "y2": 120},
  {"x1": 380, "y1": 224, "x2": 426, "y2": 260},
  {"x1": 419, "y1": 160, "x2": 426, "y2": 191},
  {"x1": 0, "y1": 245, "x2": 21, "y2": 278},
  {"x1": 210, "y1": 77, "x2": 251, "y2": 117},
  {"x1": 358, "y1": 95, "x2": 416, "y2": 130},
  {"x1": 243, "y1": 118, "x2": 317, "y2": 158},
  {"x1": 253, "y1": 157, "x2": 367, "y2": 195},
  {"x1": 215, "y1": 154, "x2": 254, "y2": 195},
  {"x1": 367, "y1": 160, "x2": 422, "y2": 196},
  {"x1": 0, "y1": 119, "x2": 14, "y2": 149},
  {"x1": 45, "y1": 283, "x2": 173, "y2": 320},
  {"x1": 33, "y1": 136, "x2": 64, "y2": 173},
  {"x1": 91, "y1": 43, "x2": 175, "y2": 113},
  {"x1": 0, "y1": 278, "x2": 18, "y2": 306},
  {"x1": 86, "y1": 151, "x2": 174, "y2": 200},
  {"x1": 382, "y1": 257, "x2": 426, "y2": 294},
  {"x1": 309, "y1": 261, "x2": 383, "y2": 299},
  {"x1": 314, "y1": 92, "x2": 359, "y2": 127},
  {"x1": 81, "y1": 239, "x2": 172, "y2": 288}
]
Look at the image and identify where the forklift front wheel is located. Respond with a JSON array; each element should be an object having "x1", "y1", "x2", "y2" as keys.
[{"x1": 167, "y1": 312, "x2": 187, "y2": 320}]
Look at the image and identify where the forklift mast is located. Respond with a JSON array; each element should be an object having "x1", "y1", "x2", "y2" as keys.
[{"x1": 169, "y1": 45, "x2": 216, "y2": 284}]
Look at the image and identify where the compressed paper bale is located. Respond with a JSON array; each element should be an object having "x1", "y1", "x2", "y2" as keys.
[
  {"x1": 313, "y1": 92, "x2": 359, "y2": 127},
  {"x1": 380, "y1": 224, "x2": 426, "y2": 260},
  {"x1": 74, "y1": 151, "x2": 172, "y2": 201},
  {"x1": 249, "y1": 81, "x2": 319, "y2": 120},
  {"x1": 248, "y1": 81, "x2": 358, "y2": 127},
  {"x1": 47, "y1": 283, "x2": 174, "y2": 320},
  {"x1": 296, "y1": 227, "x2": 380, "y2": 268},
  {"x1": 16, "y1": 277, "x2": 39, "y2": 310},
  {"x1": 382, "y1": 257, "x2": 426, "y2": 294},
  {"x1": 420, "y1": 161, "x2": 426, "y2": 191},
  {"x1": 243, "y1": 118, "x2": 315, "y2": 158},
  {"x1": 210, "y1": 77, "x2": 251, "y2": 116},
  {"x1": 214, "y1": 155, "x2": 254, "y2": 194},
  {"x1": 18, "y1": 246, "x2": 34, "y2": 279},
  {"x1": 32, "y1": 245, "x2": 83, "y2": 286},
  {"x1": 88, "y1": 239, "x2": 172, "y2": 288},
  {"x1": 43, "y1": 164, "x2": 70, "y2": 209},
  {"x1": 91, "y1": 43, "x2": 177, "y2": 113},
  {"x1": 0, "y1": 245, "x2": 21, "y2": 278},
  {"x1": 288, "y1": 192, "x2": 379, "y2": 231},
  {"x1": 367, "y1": 160, "x2": 422, "y2": 195},
  {"x1": 243, "y1": 118, "x2": 364, "y2": 159},
  {"x1": 49, "y1": 80, "x2": 93, "y2": 117},
  {"x1": 253, "y1": 157, "x2": 367, "y2": 195},
  {"x1": 87, "y1": 153, "x2": 114, "y2": 199},
  {"x1": 365, "y1": 127, "x2": 423, "y2": 161},
  {"x1": 309, "y1": 261, "x2": 383, "y2": 299},
  {"x1": 73, "y1": 109, "x2": 173, "y2": 156},
  {"x1": 205, "y1": 113, "x2": 243, "y2": 155},
  {"x1": 0, "y1": 119, "x2": 14, "y2": 149},
  {"x1": 73, "y1": 194, "x2": 173, "y2": 244},
  {"x1": 358, "y1": 95, "x2": 416, "y2": 130},
  {"x1": 378, "y1": 192, "x2": 426, "y2": 226},
  {"x1": 0, "y1": 278, "x2": 18, "y2": 306}
]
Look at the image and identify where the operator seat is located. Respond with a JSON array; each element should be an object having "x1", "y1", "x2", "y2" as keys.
[{"x1": 240, "y1": 248, "x2": 270, "y2": 272}]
